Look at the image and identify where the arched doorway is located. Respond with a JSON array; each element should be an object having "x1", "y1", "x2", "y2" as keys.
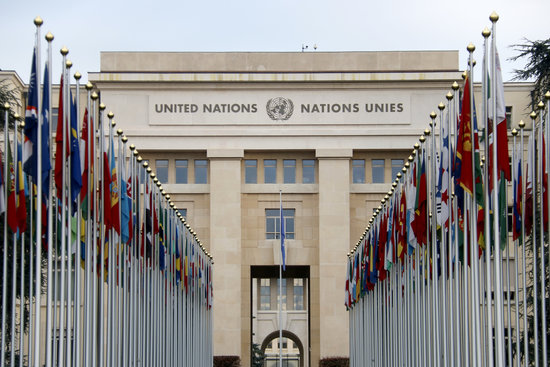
[{"x1": 260, "y1": 330, "x2": 304, "y2": 367}]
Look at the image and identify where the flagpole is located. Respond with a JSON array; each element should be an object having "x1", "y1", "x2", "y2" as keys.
[
  {"x1": 519, "y1": 120, "x2": 528, "y2": 367},
  {"x1": 31, "y1": 17, "x2": 43, "y2": 367},
  {"x1": 18, "y1": 119, "x2": 26, "y2": 367},
  {"x1": 11, "y1": 111, "x2": 19, "y2": 367},
  {"x1": 544, "y1": 92, "x2": 550, "y2": 367},
  {"x1": 2, "y1": 102, "x2": 10, "y2": 367},
  {"x1": 512, "y1": 128, "x2": 521, "y2": 367},
  {"x1": 279, "y1": 189, "x2": 283, "y2": 367}
]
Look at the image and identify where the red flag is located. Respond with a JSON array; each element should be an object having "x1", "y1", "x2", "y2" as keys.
[
  {"x1": 525, "y1": 135, "x2": 534, "y2": 236},
  {"x1": 16, "y1": 144, "x2": 27, "y2": 233},
  {"x1": 55, "y1": 75, "x2": 70, "y2": 198},
  {"x1": 102, "y1": 152, "x2": 112, "y2": 230},
  {"x1": 7, "y1": 140, "x2": 17, "y2": 233},
  {"x1": 80, "y1": 108, "x2": 95, "y2": 214},
  {"x1": 456, "y1": 77, "x2": 474, "y2": 195}
]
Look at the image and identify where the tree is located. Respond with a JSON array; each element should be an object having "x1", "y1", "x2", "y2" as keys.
[
  {"x1": 251, "y1": 343, "x2": 265, "y2": 367},
  {"x1": 0, "y1": 79, "x2": 21, "y2": 129},
  {"x1": 510, "y1": 38, "x2": 550, "y2": 108}
]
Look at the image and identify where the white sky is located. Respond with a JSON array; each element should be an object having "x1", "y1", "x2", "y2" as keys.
[{"x1": 2, "y1": 0, "x2": 549, "y2": 84}]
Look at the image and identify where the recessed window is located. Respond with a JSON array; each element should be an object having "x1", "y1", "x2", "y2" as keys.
[
  {"x1": 156, "y1": 159, "x2": 168, "y2": 183},
  {"x1": 178, "y1": 208, "x2": 187, "y2": 219},
  {"x1": 372, "y1": 159, "x2": 385, "y2": 183},
  {"x1": 260, "y1": 278, "x2": 271, "y2": 310},
  {"x1": 506, "y1": 106, "x2": 512, "y2": 129},
  {"x1": 175, "y1": 160, "x2": 188, "y2": 184},
  {"x1": 194, "y1": 159, "x2": 208, "y2": 184},
  {"x1": 277, "y1": 278, "x2": 287, "y2": 311},
  {"x1": 52, "y1": 107, "x2": 59, "y2": 132},
  {"x1": 302, "y1": 159, "x2": 315, "y2": 184},
  {"x1": 264, "y1": 159, "x2": 277, "y2": 184},
  {"x1": 283, "y1": 159, "x2": 296, "y2": 184},
  {"x1": 293, "y1": 278, "x2": 304, "y2": 310},
  {"x1": 266, "y1": 208, "x2": 295, "y2": 240},
  {"x1": 391, "y1": 159, "x2": 404, "y2": 180},
  {"x1": 245, "y1": 159, "x2": 257, "y2": 184},
  {"x1": 352, "y1": 159, "x2": 365, "y2": 183}
]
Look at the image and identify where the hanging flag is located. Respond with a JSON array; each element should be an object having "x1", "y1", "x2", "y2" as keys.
[
  {"x1": 524, "y1": 134, "x2": 534, "y2": 236},
  {"x1": 412, "y1": 150, "x2": 427, "y2": 246},
  {"x1": 456, "y1": 77, "x2": 474, "y2": 195},
  {"x1": 159, "y1": 207, "x2": 166, "y2": 271},
  {"x1": 436, "y1": 110, "x2": 450, "y2": 228},
  {"x1": 7, "y1": 138, "x2": 18, "y2": 233},
  {"x1": 280, "y1": 195, "x2": 286, "y2": 271},
  {"x1": 23, "y1": 46, "x2": 38, "y2": 179},
  {"x1": 80, "y1": 108, "x2": 94, "y2": 217},
  {"x1": 69, "y1": 92, "x2": 82, "y2": 212},
  {"x1": 16, "y1": 143, "x2": 27, "y2": 233},
  {"x1": 488, "y1": 45, "x2": 511, "y2": 182},
  {"x1": 512, "y1": 145, "x2": 522, "y2": 242},
  {"x1": 102, "y1": 151, "x2": 112, "y2": 230},
  {"x1": 175, "y1": 225, "x2": 182, "y2": 285},
  {"x1": 397, "y1": 188, "x2": 407, "y2": 261},
  {"x1": 55, "y1": 74, "x2": 69, "y2": 198},
  {"x1": 406, "y1": 157, "x2": 417, "y2": 251},
  {"x1": 0, "y1": 150, "x2": 5, "y2": 215},
  {"x1": 109, "y1": 137, "x2": 120, "y2": 234},
  {"x1": 120, "y1": 150, "x2": 130, "y2": 244}
]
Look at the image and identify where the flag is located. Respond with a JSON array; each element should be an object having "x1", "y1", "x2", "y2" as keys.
[
  {"x1": 175, "y1": 225, "x2": 182, "y2": 285},
  {"x1": 120, "y1": 151, "x2": 130, "y2": 244},
  {"x1": 397, "y1": 188, "x2": 407, "y2": 261},
  {"x1": 23, "y1": 47, "x2": 38, "y2": 179},
  {"x1": 436, "y1": 109, "x2": 450, "y2": 228},
  {"x1": 412, "y1": 150, "x2": 427, "y2": 247},
  {"x1": 16, "y1": 143, "x2": 27, "y2": 233},
  {"x1": 7, "y1": 139, "x2": 17, "y2": 233},
  {"x1": 280, "y1": 197, "x2": 286, "y2": 271},
  {"x1": 488, "y1": 45, "x2": 511, "y2": 182},
  {"x1": 109, "y1": 137, "x2": 120, "y2": 234},
  {"x1": 524, "y1": 134, "x2": 534, "y2": 236},
  {"x1": 69, "y1": 92, "x2": 82, "y2": 212},
  {"x1": 0, "y1": 150, "x2": 5, "y2": 215},
  {"x1": 80, "y1": 108, "x2": 94, "y2": 216},
  {"x1": 406, "y1": 157, "x2": 417, "y2": 251},
  {"x1": 512, "y1": 145, "x2": 522, "y2": 242},
  {"x1": 55, "y1": 74, "x2": 69, "y2": 198},
  {"x1": 456, "y1": 76, "x2": 474, "y2": 196},
  {"x1": 159, "y1": 208, "x2": 166, "y2": 271}
]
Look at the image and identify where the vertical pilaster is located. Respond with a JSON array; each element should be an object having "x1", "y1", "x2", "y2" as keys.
[
  {"x1": 317, "y1": 149, "x2": 351, "y2": 359},
  {"x1": 209, "y1": 149, "x2": 244, "y2": 356}
]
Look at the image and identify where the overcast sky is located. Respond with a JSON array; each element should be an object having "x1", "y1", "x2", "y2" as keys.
[{"x1": 3, "y1": 0, "x2": 549, "y2": 84}]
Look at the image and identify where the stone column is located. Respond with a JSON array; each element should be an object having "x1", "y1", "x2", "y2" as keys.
[
  {"x1": 316, "y1": 149, "x2": 351, "y2": 359},
  {"x1": 208, "y1": 149, "x2": 243, "y2": 357}
]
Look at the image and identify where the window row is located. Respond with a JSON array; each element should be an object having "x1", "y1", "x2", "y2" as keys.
[
  {"x1": 245, "y1": 159, "x2": 315, "y2": 184},
  {"x1": 151, "y1": 157, "x2": 407, "y2": 185},
  {"x1": 260, "y1": 278, "x2": 305, "y2": 311},
  {"x1": 352, "y1": 158, "x2": 404, "y2": 184}
]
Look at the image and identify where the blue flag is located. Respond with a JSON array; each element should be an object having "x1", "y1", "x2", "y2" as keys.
[
  {"x1": 23, "y1": 47, "x2": 39, "y2": 180},
  {"x1": 69, "y1": 92, "x2": 82, "y2": 213},
  {"x1": 280, "y1": 200, "x2": 286, "y2": 270}
]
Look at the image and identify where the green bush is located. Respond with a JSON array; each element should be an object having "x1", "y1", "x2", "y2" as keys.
[
  {"x1": 213, "y1": 355, "x2": 241, "y2": 367},
  {"x1": 319, "y1": 356, "x2": 350, "y2": 367}
]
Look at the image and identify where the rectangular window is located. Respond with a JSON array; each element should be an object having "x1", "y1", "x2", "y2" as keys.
[
  {"x1": 264, "y1": 159, "x2": 277, "y2": 184},
  {"x1": 302, "y1": 159, "x2": 315, "y2": 184},
  {"x1": 52, "y1": 107, "x2": 59, "y2": 132},
  {"x1": 506, "y1": 106, "x2": 512, "y2": 129},
  {"x1": 266, "y1": 209, "x2": 295, "y2": 240},
  {"x1": 178, "y1": 208, "x2": 187, "y2": 219},
  {"x1": 194, "y1": 159, "x2": 208, "y2": 184},
  {"x1": 175, "y1": 159, "x2": 188, "y2": 184},
  {"x1": 352, "y1": 159, "x2": 366, "y2": 183},
  {"x1": 391, "y1": 159, "x2": 404, "y2": 180},
  {"x1": 372, "y1": 159, "x2": 385, "y2": 183},
  {"x1": 156, "y1": 159, "x2": 169, "y2": 183},
  {"x1": 277, "y1": 278, "x2": 287, "y2": 311},
  {"x1": 293, "y1": 278, "x2": 304, "y2": 310},
  {"x1": 260, "y1": 278, "x2": 271, "y2": 310},
  {"x1": 283, "y1": 159, "x2": 296, "y2": 184},
  {"x1": 245, "y1": 159, "x2": 257, "y2": 184}
]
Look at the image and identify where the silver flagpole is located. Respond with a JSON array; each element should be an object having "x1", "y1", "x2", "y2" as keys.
[
  {"x1": 2, "y1": 101, "x2": 10, "y2": 367},
  {"x1": 83, "y1": 82, "x2": 93, "y2": 367},
  {"x1": 73, "y1": 70, "x2": 83, "y2": 367},
  {"x1": 481, "y1": 27, "x2": 495, "y2": 367},
  {"x1": 446, "y1": 90, "x2": 455, "y2": 367},
  {"x1": 58, "y1": 51, "x2": 69, "y2": 367},
  {"x1": 545, "y1": 92, "x2": 550, "y2": 367},
  {"x1": 537, "y1": 98, "x2": 548, "y2": 367},
  {"x1": 105, "y1": 113, "x2": 114, "y2": 367},
  {"x1": 519, "y1": 120, "x2": 528, "y2": 367},
  {"x1": 32, "y1": 17, "x2": 43, "y2": 367},
  {"x1": 116, "y1": 128, "x2": 124, "y2": 367},
  {"x1": 512, "y1": 128, "x2": 521, "y2": 367},
  {"x1": 43, "y1": 31, "x2": 54, "y2": 364},
  {"x1": 65, "y1": 62, "x2": 74, "y2": 367},
  {"x1": 18, "y1": 120, "x2": 26, "y2": 367},
  {"x1": 11, "y1": 107, "x2": 19, "y2": 367},
  {"x1": 529, "y1": 111, "x2": 539, "y2": 367},
  {"x1": 489, "y1": 13, "x2": 506, "y2": 367},
  {"x1": 92, "y1": 96, "x2": 101, "y2": 367},
  {"x1": 279, "y1": 190, "x2": 283, "y2": 367},
  {"x1": 98, "y1": 102, "x2": 106, "y2": 367}
]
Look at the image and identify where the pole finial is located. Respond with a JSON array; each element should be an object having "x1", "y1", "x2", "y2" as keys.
[
  {"x1": 34, "y1": 16, "x2": 43, "y2": 26},
  {"x1": 489, "y1": 11, "x2": 499, "y2": 23}
]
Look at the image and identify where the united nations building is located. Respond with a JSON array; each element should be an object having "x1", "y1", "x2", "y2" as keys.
[{"x1": 0, "y1": 49, "x2": 533, "y2": 367}]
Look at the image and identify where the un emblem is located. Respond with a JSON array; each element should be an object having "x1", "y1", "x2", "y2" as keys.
[{"x1": 266, "y1": 97, "x2": 294, "y2": 121}]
